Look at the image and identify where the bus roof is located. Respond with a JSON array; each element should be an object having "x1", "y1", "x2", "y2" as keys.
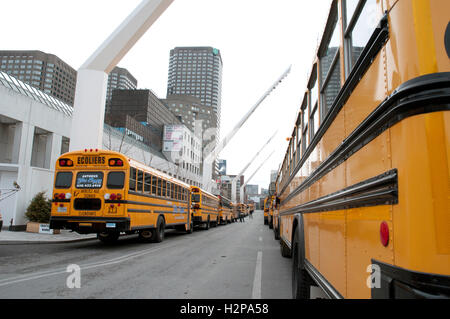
[{"x1": 60, "y1": 149, "x2": 192, "y2": 189}]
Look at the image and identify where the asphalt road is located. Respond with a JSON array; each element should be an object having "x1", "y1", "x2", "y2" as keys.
[{"x1": 0, "y1": 210, "x2": 299, "y2": 299}]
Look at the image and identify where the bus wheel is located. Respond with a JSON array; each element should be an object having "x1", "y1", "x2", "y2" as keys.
[
  {"x1": 204, "y1": 216, "x2": 210, "y2": 230},
  {"x1": 292, "y1": 228, "x2": 310, "y2": 299},
  {"x1": 152, "y1": 217, "x2": 165, "y2": 243},
  {"x1": 97, "y1": 231, "x2": 119, "y2": 244},
  {"x1": 186, "y1": 218, "x2": 194, "y2": 234},
  {"x1": 274, "y1": 226, "x2": 280, "y2": 240},
  {"x1": 139, "y1": 230, "x2": 153, "y2": 243}
]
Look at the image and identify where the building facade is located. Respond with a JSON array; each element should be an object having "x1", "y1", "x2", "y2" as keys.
[
  {"x1": 106, "y1": 89, "x2": 182, "y2": 151},
  {"x1": 105, "y1": 66, "x2": 138, "y2": 115},
  {"x1": 0, "y1": 50, "x2": 77, "y2": 106},
  {"x1": 162, "y1": 125, "x2": 202, "y2": 177}
]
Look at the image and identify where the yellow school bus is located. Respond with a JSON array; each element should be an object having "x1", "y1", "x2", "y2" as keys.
[
  {"x1": 278, "y1": 0, "x2": 450, "y2": 299},
  {"x1": 49, "y1": 149, "x2": 193, "y2": 243},
  {"x1": 190, "y1": 186, "x2": 220, "y2": 229},
  {"x1": 263, "y1": 196, "x2": 270, "y2": 225},
  {"x1": 218, "y1": 195, "x2": 233, "y2": 225},
  {"x1": 268, "y1": 195, "x2": 275, "y2": 229},
  {"x1": 272, "y1": 192, "x2": 281, "y2": 240}
]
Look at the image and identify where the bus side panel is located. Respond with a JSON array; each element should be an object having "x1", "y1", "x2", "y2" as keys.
[
  {"x1": 390, "y1": 113, "x2": 450, "y2": 275},
  {"x1": 429, "y1": 0, "x2": 450, "y2": 71},
  {"x1": 385, "y1": 0, "x2": 450, "y2": 95},
  {"x1": 318, "y1": 210, "x2": 347, "y2": 297},
  {"x1": 346, "y1": 205, "x2": 394, "y2": 299},
  {"x1": 304, "y1": 213, "x2": 320, "y2": 269}
]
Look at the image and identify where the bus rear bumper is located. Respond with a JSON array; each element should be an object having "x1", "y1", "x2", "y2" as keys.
[
  {"x1": 371, "y1": 260, "x2": 450, "y2": 299},
  {"x1": 50, "y1": 216, "x2": 131, "y2": 234}
]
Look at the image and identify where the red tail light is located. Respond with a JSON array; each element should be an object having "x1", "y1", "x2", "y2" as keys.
[
  {"x1": 380, "y1": 221, "x2": 389, "y2": 247},
  {"x1": 110, "y1": 193, "x2": 117, "y2": 200},
  {"x1": 58, "y1": 193, "x2": 65, "y2": 200},
  {"x1": 59, "y1": 158, "x2": 74, "y2": 167},
  {"x1": 116, "y1": 193, "x2": 122, "y2": 200},
  {"x1": 109, "y1": 158, "x2": 124, "y2": 167}
]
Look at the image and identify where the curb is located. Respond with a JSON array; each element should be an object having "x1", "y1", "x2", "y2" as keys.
[{"x1": 0, "y1": 236, "x2": 97, "y2": 245}]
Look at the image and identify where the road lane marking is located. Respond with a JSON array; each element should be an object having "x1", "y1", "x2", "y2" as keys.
[
  {"x1": 251, "y1": 251, "x2": 262, "y2": 299},
  {"x1": 259, "y1": 236, "x2": 263, "y2": 242},
  {"x1": 0, "y1": 242, "x2": 179, "y2": 288}
]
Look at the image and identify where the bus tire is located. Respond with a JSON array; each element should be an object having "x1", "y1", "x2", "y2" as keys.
[
  {"x1": 274, "y1": 225, "x2": 280, "y2": 240},
  {"x1": 187, "y1": 218, "x2": 194, "y2": 234},
  {"x1": 292, "y1": 227, "x2": 311, "y2": 299},
  {"x1": 139, "y1": 230, "x2": 153, "y2": 243},
  {"x1": 97, "y1": 231, "x2": 119, "y2": 244},
  {"x1": 152, "y1": 216, "x2": 165, "y2": 243}
]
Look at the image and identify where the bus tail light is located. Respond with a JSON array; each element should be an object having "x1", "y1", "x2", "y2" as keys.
[
  {"x1": 380, "y1": 221, "x2": 389, "y2": 247},
  {"x1": 104, "y1": 193, "x2": 110, "y2": 200},
  {"x1": 58, "y1": 193, "x2": 65, "y2": 200},
  {"x1": 116, "y1": 193, "x2": 122, "y2": 200},
  {"x1": 59, "y1": 159, "x2": 73, "y2": 167},
  {"x1": 110, "y1": 193, "x2": 117, "y2": 200},
  {"x1": 65, "y1": 193, "x2": 72, "y2": 200},
  {"x1": 109, "y1": 158, "x2": 124, "y2": 167}
]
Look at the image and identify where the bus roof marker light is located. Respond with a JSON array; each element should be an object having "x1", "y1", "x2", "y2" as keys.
[{"x1": 380, "y1": 221, "x2": 389, "y2": 247}]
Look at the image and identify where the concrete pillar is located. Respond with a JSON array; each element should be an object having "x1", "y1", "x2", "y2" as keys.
[
  {"x1": 69, "y1": 69, "x2": 108, "y2": 151},
  {"x1": 45, "y1": 132, "x2": 62, "y2": 170},
  {"x1": 14, "y1": 122, "x2": 35, "y2": 226}
]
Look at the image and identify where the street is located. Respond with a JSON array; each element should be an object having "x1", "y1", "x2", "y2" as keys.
[{"x1": 0, "y1": 211, "x2": 295, "y2": 299}]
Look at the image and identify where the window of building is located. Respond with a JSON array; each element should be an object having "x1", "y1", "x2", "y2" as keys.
[{"x1": 343, "y1": 0, "x2": 379, "y2": 78}]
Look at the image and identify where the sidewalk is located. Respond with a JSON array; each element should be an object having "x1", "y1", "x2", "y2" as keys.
[{"x1": 0, "y1": 229, "x2": 97, "y2": 245}]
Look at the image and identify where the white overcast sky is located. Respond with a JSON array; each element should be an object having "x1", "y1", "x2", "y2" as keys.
[{"x1": 1, "y1": 0, "x2": 333, "y2": 191}]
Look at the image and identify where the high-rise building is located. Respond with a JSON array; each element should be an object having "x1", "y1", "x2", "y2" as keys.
[
  {"x1": 0, "y1": 50, "x2": 77, "y2": 105},
  {"x1": 105, "y1": 66, "x2": 138, "y2": 115},
  {"x1": 162, "y1": 94, "x2": 217, "y2": 140},
  {"x1": 166, "y1": 47, "x2": 223, "y2": 140},
  {"x1": 106, "y1": 89, "x2": 182, "y2": 151}
]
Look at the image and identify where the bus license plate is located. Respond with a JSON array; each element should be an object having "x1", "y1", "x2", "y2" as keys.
[
  {"x1": 57, "y1": 206, "x2": 67, "y2": 213},
  {"x1": 106, "y1": 223, "x2": 116, "y2": 228}
]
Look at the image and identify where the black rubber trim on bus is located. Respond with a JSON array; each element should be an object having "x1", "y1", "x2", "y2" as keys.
[
  {"x1": 279, "y1": 12, "x2": 390, "y2": 198},
  {"x1": 281, "y1": 72, "x2": 450, "y2": 206},
  {"x1": 280, "y1": 169, "x2": 398, "y2": 216},
  {"x1": 371, "y1": 259, "x2": 450, "y2": 299},
  {"x1": 52, "y1": 199, "x2": 71, "y2": 203}
]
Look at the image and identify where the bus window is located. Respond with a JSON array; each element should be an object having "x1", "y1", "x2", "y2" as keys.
[
  {"x1": 157, "y1": 178, "x2": 162, "y2": 197},
  {"x1": 344, "y1": 0, "x2": 378, "y2": 77},
  {"x1": 171, "y1": 183, "x2": 175, "y2": 200},
  {"x1": 151, "y1": 175, "x2": 157, "y2": 195},
  {"x1": 55, "y1": 172, "x2": 73, "y2": 189},
  {"x1": 320, "y1": 4, "x2": 341, "y2": 119},
  {"x1": 144, "y1": 173, "x2": 151, "y2": 193},
  {"x1": 129, "y1": 167, "x2": 137, "y2": 191},
  {"x1": 76, "y1": 172, "x2": 103, "y2": 189},
  {"x1": 107, "y1": 172, "x2": 125, "y2": 189},
  {"x1": 162, "y1": 180, "x2": 167, "y2": 197},
  {"x1": 137, "y1": 170, "x2": 144, "y2": 192},
  {"x1": 167, "y1": 182, "x2": 171, "y2": 198},
  {"x1": 176, "y1": 185, "x2": 181, "y2": 200}
]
